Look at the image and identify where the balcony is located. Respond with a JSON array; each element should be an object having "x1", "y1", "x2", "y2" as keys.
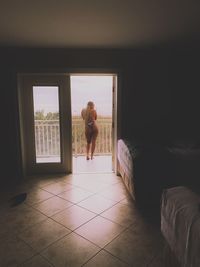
[
  {"x1": 72, "y1": 116, "x2": 112, "y2": 156},
  {"x1": 34, "y1": 116, "x2": 112, "y2": 172}
]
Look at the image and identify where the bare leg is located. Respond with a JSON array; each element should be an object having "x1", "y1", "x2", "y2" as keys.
[
  {"x1": 86, "y1": 143, "x2": 90, "y2": 160},
  {"x1": 91, "y1": 139, "x2": 96, "y2": 159}
]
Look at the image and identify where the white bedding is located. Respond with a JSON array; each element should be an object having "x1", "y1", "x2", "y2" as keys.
[
  {"x1": 161, "y1": 186, "x2": 200, "y2": 267},
  {"x1": 117, "y1": 139, "x2": 136, "y2": 199},
  {"x1": 117, "y1": 139, "x2": 134, "y2": 180}
]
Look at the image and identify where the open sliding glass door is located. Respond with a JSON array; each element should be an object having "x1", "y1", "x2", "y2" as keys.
[
  {"x1": 18, "y1": 74, "x2": 72, "y2": 176},
  {"x1": 112, "y1": 74, "x2": 118, "y2": 172}
]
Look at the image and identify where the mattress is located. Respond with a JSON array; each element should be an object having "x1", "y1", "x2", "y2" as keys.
[
  {"x1": 167, "y1": 146, "x2": 200, "y2": 160},
  {"x1": 117, "y1": 138, "x2": 167, "y2": 204},
  {"x1": 161, "y1": 186, "x2": 200, "y2": 267},
  {"x1": 117, "y1": 138, "x2": 144, "y2": 200},
  {"x1": 117, "y1": 139, "x2": 136, "y2": 199}
]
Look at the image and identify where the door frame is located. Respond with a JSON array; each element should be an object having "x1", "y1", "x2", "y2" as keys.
[
  {"x1": 69, "y1": 72, "x2": 119, "y2": 174},
  {"x1": 17, "y1": 69, "x2": 121, "y2": 177},
  {"x1": 18, "y1": 73, "x2": 72, "y2": 176}
]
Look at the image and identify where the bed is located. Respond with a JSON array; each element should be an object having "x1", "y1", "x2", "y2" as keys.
[
  {"x1": 117, "y1": 138, "x2": 200, "y2": 208},
  {"x1": 117, "y1": 139, "x2": 138, "y2": 200},
  {"x1": 161, "y1": 186, "x2": 200, "y2": 267},
  {"x1": 117, "y1": 138, "x2": 168, "y2": 208}
]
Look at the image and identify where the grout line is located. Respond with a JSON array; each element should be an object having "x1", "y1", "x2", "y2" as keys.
[
  {"x1": 37, "y1": 253, "x2": 55, "y2": 267},
  {"x1": 81, "y1": 249, "x2": 104, "y2": 266},
  {"x1": 3, "y1": 173, "x2": 161, "y2": 267},
  {"x1": 146, "y1": 252, "x2": 158, "y2": 267},
  {"x1": 102, "y1": 248, "x2": 131, "y2": 266}
]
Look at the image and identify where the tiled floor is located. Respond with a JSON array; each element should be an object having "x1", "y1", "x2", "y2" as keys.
[
  {"x1": 0, "y1": 173, "x2": 165, "y2": 267},
  {"x1": 37, "y1": 155, "x2": 113, "y2": 174},
  {"x1": 73, "y1": 155, "x2": 113, "y2": 173}
]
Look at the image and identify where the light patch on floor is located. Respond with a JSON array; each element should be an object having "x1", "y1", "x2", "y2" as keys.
[
  {"x1": 0, "y1": 173, "x2": 165, "y2": 267},
  {"x1": 73, "y1": 155, "x2": 113, "y2": 173}
]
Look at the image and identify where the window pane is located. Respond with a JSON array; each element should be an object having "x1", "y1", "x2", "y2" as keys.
[{"x1": 33, "y1": 86, "x2": 61, "y2": 163}]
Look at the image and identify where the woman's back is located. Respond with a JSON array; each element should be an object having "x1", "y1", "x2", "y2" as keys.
[
  {"x1": 81, "y1": 101, "x2": 98, "y2": 160},
  {"x1": 85, "y1": 109, "x2": 97, "y2": 126}
]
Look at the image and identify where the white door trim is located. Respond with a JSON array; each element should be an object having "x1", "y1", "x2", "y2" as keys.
[{"x1": 18, "y1": 73, "x2": 72, "y2": 176}]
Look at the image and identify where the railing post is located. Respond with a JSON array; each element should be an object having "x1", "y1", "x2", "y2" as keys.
[
  {"x1": 74, "y1": 123, "x2": 77, "y2": 157},
  {"x1": 34, "y1": 117, "x2": 112, "y2": 158}
]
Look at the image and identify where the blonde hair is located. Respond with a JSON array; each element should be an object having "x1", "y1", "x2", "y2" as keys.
[{"x1": 85, "y1": 101, "x2": 94, "y2": 122}]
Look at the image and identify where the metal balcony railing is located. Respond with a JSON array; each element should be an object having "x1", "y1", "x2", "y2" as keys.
[{"x1": 34, "y1": 116, "x2": 112, "y2": 158}]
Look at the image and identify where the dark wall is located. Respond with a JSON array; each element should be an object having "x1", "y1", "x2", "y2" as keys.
[
  {"x1": 122, "y1": 49, "x2": 171, "y2": 139},
  {"x1": 122, "y1": 42, "x2": 200, "y2": 143},
  {"x1": 169, "y1": 46, "x2": 200, "y2": 140},
  {"x1": 0, "y1": 42, "x2": 199, "y2": 185}
]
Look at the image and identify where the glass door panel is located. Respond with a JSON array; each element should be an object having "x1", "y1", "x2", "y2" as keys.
[
  {"x1": 18, "y1": 74, "x2": 72, "y2": 176},
  {"x1": 33, "y1": 86, "x2": 61, "y2": 163}
]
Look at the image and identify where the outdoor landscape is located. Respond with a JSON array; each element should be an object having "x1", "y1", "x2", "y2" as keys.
[{"x1": 33, "y1": 76, "x2": 113, "y2": 160}]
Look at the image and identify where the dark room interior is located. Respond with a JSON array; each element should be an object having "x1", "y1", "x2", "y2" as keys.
[{"x1": 1, "y1": 1, "x2": 200, "y2": 266}]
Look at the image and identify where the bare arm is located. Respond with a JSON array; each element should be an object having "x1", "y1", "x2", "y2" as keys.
[
  {"x1": 94, "y1": 110, "x2": 97, "y2": 120},
  {"x1": 81, "y1": 109, "x2": 86, "y2": 120}
]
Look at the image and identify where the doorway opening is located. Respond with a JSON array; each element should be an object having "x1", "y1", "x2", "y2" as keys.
[
  {"x1": 71, "y1": 75, "x2": 116, "y2": 174},
  {"x1": 18, "y1": 73, "x2": 118, "y2": 177}
]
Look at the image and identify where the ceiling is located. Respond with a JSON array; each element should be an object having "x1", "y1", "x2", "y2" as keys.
[{"x1": 0, "y1": 0, "x2": 199, "y2": 48}]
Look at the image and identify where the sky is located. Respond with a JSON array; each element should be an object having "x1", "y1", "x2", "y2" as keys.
[
  {"x1": 71, "y1": 76, "x2": 112, "y2": 116},
  {"x1": 33, "y1": 76, "x2": 113, "y2": 117},
  {"x1": 33, "y1": 86, "x2": 59, "y2": 115}
]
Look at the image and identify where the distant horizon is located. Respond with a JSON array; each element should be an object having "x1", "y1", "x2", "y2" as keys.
[
  {"x1": 33, "y1": 76, "x2": 113, "y2": 117},
  {"x1": 71, "y1": 75, "x2": 113, "y2": 116}
]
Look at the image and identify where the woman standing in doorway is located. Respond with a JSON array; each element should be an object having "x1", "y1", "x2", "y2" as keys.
[{"x1": 81, "y1": 101, "x2": 98, "y2": 160}]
